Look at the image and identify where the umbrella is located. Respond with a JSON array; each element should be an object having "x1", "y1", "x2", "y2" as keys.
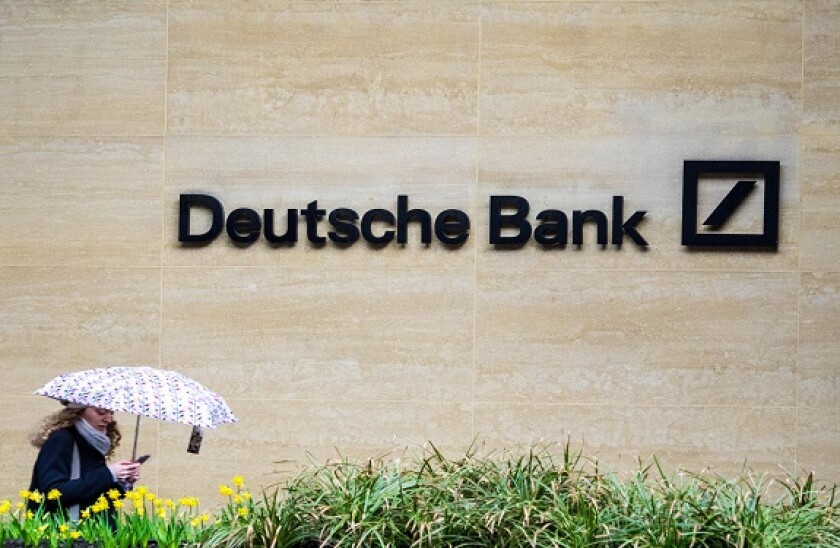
[{"x1": 35, "y1": 366, "x2": 237, "y2": 458}]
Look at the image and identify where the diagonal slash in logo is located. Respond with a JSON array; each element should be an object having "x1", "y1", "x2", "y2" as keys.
[{"x1": 702, "y1": 180, "x2": 757, "y2": 230}]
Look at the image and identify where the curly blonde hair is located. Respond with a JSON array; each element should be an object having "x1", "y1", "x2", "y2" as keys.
[{"x1": 30, "y1": 407, "x2": 121, "y2": 460}]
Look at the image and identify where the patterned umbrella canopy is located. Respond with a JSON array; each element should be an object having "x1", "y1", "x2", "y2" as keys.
[{"x1": 34, "y1": 366, "x2": 237, "y2": 429}]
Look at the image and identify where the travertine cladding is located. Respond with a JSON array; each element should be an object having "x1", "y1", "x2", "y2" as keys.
[
  {"x1": 1, "y1": 0, "x2": 838, "y2": 505},
  {"x1": 480, "y1": 1, "x2": 801, "y2": 137},
  {"x1": 0, "y1": 4, "x2": 166, "y2": 136},
  {"x1": 804, "y1": 0, "x2": 840, "y2": 133},
  {"x1": 0, "y1": 138, "x2": 164, "y2": 266},
  {"x1": 167, "y1": 2, "x2": 479, "y2": 136}
]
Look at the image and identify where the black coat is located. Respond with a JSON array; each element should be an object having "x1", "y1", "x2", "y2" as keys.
[{"x1": 28, "y1": 426, "x2": 122, "y2": 517}]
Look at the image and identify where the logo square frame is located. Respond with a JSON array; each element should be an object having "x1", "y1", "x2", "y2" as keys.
[{"x1": 681, "y1": 160, "x2": 780, "y2": 248}]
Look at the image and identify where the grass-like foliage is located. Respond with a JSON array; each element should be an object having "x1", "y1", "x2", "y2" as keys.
[
  {"x1": 206, "y1": 444, "x2": 840, "y2": 547},
  {"x1": 3, "y1": 444, "x2": 839, "y2": 547}
]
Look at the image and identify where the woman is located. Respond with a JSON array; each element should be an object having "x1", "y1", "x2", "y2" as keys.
[{"x1": 28, "y1": 403, "x2": 140, "y2": 521}]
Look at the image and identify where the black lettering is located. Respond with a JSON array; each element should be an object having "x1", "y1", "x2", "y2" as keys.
[
  {"x1": 300, "y1": 201, "x2": 326, "y2": 244},
  {"x1": 534, "y1": 209, "x2": 568, "y2": 246},
  {"x1": 226, "y1": 208, "x2": 262, "y2": 244},
  {"x1": 264, "y1": 209, "x2": 298, "y2": 244},
  {"x1": 434, "y1": 209, "x2": 470, "y2": 245},
  {"x1": 612, "y1": 196, "x2": 648, "y2": 247},
  {"x1": 572, "y1": 210, "x2": 608, "y2": 246},
  {"x1": 361, "y1": 209, "x2": 395, "y2": 244},
  {"x1": 179, "y1": 194, "x2": 224, "y2": 243},
  {"x1": 489, "y1": 196, "x2": 531, "y2": 245},
  {"x1": 397, "y1": 195, "x2": 432, "y2": 244},
  {"x1": 328, "y1": 208, "x2": 360, "y2": 244}
]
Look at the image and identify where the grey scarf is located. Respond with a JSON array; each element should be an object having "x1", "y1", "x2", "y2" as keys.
[
  {"x1": 74, "y1": 418, "x2": 111, "y2": 456},
  {"x1": 67, "y1": 419, "x2": 111, "y2": 520}
]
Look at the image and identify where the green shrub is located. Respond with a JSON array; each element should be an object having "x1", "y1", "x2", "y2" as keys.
[
  {"x1": 206, "y1": 444, "x2": 840, "y2": 547},
  {"x1": 4, "y1": 444, "x2": 839, "y2": 547}
]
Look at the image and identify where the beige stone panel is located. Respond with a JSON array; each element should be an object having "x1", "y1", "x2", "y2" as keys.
[
  {"x1": 475, "y1": 403, "x2": 796, "y2": 478},
  {"x1": 0, "y1": 138, "x2": 164, "y2": 267},
  {"x1": 801, "y1": 135, "x2": 840, "y2": 270},
  {"x1": 164, "y1": 136, "x2": 477, "y2": 268},
  {"x1": 804, "y1": 0, "x2": 840, "y2": 134},
  {"x1": 152, "y1": 399, "x2": 473, "y2": 504},
  {"x1": 475, "y1": 270, "x2": 797, "y2": 407},
  {"x1": 477, "y1": 135, "x2": 798, "y2": 271},
  {"x1": 481, "y1": 1, "x2": 801, "y2": 136},
  {"x1": 799, "y1": 273, "x2": 840, "y2": 408},
  {"x1": 168, "y1": 2, "x2": 478, "y2": 135},
  {"x1": 161, "y1": 266, "x2": 473, "y2": 404},
  {"x1": 0, "y1": 267, "x2": 161, "y2": 398},
  {"x1": 797, "y1": 407, "x2": 840, "y2": 483},
  {"x1": 0, "y1": 4, "x2": 165, "y2": 136}
]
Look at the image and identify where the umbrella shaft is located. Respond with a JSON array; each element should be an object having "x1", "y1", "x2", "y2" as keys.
[{"x1": 132, "y1": 415, "x2": 140, "y2": 460}]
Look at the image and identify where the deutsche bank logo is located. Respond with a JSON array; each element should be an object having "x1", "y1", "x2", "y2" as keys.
[{"x1": 681, "y1": 160, "x2": 780, "y2": 248}]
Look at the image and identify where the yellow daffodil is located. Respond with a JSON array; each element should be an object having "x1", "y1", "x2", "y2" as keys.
[
  {"x1": 26, "y1": 510, "x2": 34, "y2": 520},
  {"x1": 107, "y1": 488, "x2": 121, "y2": 501},
  {"x1": 89, "y1": 496, "x2": 109, "y2": 514},
  {"x1": 232, "y1": 475, "x2": 245, "y2": 487},
  {"x1": 59, "y1": 524, "x2": 70, "y2": 533},
  {"x1": 16, "y1": 502, "x2": 24, "y2": 510},
  {"x1": 233, "y1": 494, "x2": 242, "y2": 504},
  {"x1": 0, "y1": 500, "x2": 12, "y2": 514},
  {"x1": 70, "y1": 531, "x2": 81, "y2": 540},
  {"x1": 125, "y1": 491, "x2": 143, "y2": 504},
  {"x1": 28, "y1": 491, "x2": 44, "y2": 504},
  {"x1": 135, "y1": 486, "x2": 149, "y2": 496},
  {"x1": 191, "y1": 512, "x2": 210, "y2": 524},
  {"x1": 135, "y1": 508, "x2": 145, "y2": 517},
  {"x1": 18, "y1": 490, "x2": 31, "y2": 499},
  {"x1": 242, "y1": 492, "x2": 252, "y2": 500},
  {"x1": 237, "y1": 507, "x2": 249, "y2": 518},
  {"x1": 164, "y1": 498, "x2": 176, "y2": 509},
  {"x1": 81, "y1": 509, "x2": 90, "y2": 519},
  {"x1": 146, "y1": 493, "x2": 156, "y2": 502},
  {"x1": 157, "y1": 507, "x2": 167, "y2": 518},
  {"x1": 113, "y1": 499, "x2": 124, "y2": 509},
  {"x1": 47, "y1": 488, "x2": 62, "y2": 500},
  {"x1": 219, "y1": 485, "x2": 234, "y2": 497},
  {"x1": 179, "y1": 497, "x2": 198, "y2": 508}
]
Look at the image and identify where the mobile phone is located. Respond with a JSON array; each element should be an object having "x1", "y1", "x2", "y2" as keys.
[{"x1": 135, "y1": 454, "x2": 151, "y2": 464}]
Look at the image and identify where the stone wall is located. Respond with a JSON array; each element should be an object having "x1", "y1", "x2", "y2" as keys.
[{"x1": 1, "y1": 0, "x2": 838, "y2": 504}]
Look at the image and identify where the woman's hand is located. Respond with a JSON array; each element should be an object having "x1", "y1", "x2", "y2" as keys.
[
  {"x1": 108, "y1": 460, "x2": 140, "y2": 482},
  {"x1": 128, "y1": 466, "x2": 141, "y2": 483}
]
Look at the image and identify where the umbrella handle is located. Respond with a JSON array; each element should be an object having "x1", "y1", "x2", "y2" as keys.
[{"x1": 131, "y1": 415, "x2": 140, "y2": 461}]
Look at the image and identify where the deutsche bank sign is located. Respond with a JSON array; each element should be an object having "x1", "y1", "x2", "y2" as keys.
[{"x1": 178, "y1": 160, "x2": 780, "y2": 251}]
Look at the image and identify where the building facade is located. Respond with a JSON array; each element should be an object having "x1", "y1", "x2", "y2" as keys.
[{"x1": 1, "y1": 0, "x2": 839, "y2": 504}]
